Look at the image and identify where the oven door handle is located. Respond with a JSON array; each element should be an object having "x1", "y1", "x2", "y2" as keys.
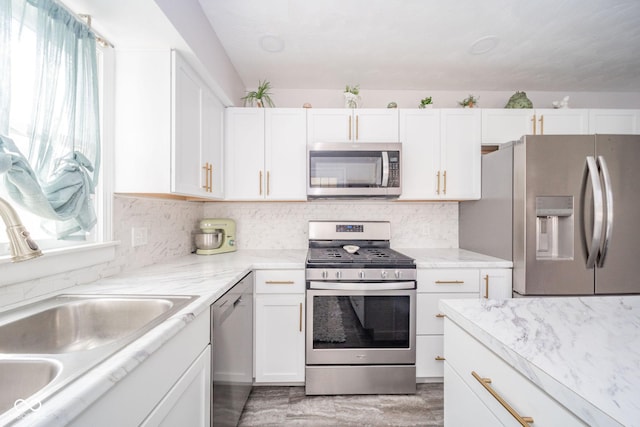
[{"x1": 308, "y1": 281, "x2": 415, "y2": 291}]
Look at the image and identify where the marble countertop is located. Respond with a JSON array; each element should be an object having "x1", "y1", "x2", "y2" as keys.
[
  {"x1": 2, "y1": 247, "x2": 510, "y2": 425},
  {"x1": 439, "y1": 296, "x2": 640, "y2": 427}
]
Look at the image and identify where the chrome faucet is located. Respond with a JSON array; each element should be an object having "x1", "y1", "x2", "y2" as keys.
[{"x1": 0, "y1": 197, "x2": 42, "y2": 262}]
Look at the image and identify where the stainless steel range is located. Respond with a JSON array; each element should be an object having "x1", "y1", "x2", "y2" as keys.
[{"x1": 305, "y1": 221, "x2": 417, "y2": 395}]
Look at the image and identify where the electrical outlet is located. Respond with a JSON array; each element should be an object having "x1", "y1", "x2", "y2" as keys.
[{"x1": 131, "y1": 227, "x2": 148, "y2": 247}]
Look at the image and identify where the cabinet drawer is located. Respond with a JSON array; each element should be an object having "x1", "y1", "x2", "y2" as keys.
[
  {"x1": 416, "y1": 335, "x2": 445, "y2": 378},
  {"x1": 418, "y1": 269, "x2": 479, "y2": 293},
  {"x1": 417, "y1": 293, "x2": 477, "y2": 335},
  {"x1": 444, "y1": 320, "x2": 587, "y2": 426},
  {"x1": 255, "y1": 270, "x2": 305, "y2": 294}
]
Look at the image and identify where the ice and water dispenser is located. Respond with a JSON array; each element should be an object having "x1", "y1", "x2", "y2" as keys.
[{"x1": 536, "y1": 196, "x2": 574, "y2": 260}]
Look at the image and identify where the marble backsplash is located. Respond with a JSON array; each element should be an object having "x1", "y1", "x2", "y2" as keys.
[
  {"x1": 203, "y1": 200, "x2": 458, "y2": 249},
  {"x1": 0, "y1": 196, "x2": 457, "y2": 307}
]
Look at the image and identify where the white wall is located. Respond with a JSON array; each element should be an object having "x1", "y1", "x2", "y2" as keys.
[{"x1": 258, "y1": 88, "x2": 640, "y2": 109}]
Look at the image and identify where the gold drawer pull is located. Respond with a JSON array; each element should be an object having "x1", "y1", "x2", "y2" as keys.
[
  {"x1": 435, "y1": 280, "x2": 464, "y2": 284},
  {"x1": 435, "y1": 313, "x2": 446, "y2": 318},
  {"x1": 435, "y1": 356, "x2": 445, "y2": 361},
  {"x1": 265, "y1": 280, "x2": 295, "y2": 285},
  {"x1": 471, "y1": 371, "x2": 534, "y2": 426}
]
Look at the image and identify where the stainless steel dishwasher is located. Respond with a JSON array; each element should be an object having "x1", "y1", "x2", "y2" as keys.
[{"x1": 211, "y1": 272, "x2": 253, "y2": 427}]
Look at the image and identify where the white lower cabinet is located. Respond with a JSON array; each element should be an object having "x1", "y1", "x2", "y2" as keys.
[
  {"x1": 254, "y1": 270, "x2": 305, "y2": 383},
  {"x1": 444, "y1": 319, "x2": 587, "y2": 426},
  {"x1": 70, "y1": 312, "x2": 210, "y2": 426},
  {"x1": 417, "y1": 268, "x2": 511, "y2": 380}
]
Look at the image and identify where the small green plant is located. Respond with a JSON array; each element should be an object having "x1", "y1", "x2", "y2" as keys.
[
  {"x1": 459, "y1": 94, "x2": 478, "y2": 108},
  {"x1": 242, "y1": 80, "x2": 275, "y2": 107},
  {"x1": 344, "y1": 84, "x2": 360, "y2": 95},
  {"x1": 418, "y1": 96, "x2": 433, "y2": 108}
]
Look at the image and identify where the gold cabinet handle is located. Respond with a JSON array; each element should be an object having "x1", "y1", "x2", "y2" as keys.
[
  {"x1": 443, "y1": 170, "x2": 447, "y2": 195},
  {"x1": 435, "y1": 356, "x2": 445, "y2": 361},
  {"x1": 259, "y1": 171, "x2": 263, "y2": 196},
  {"x1": 208, "y1": 164, "x2": 213, "y2": 192},
  {"x1": 436, "y1": 171, "x2": 441, "y2": 194},
  {"x1": 435, "y1": 313, "x2": 446, "y2": 318},
  {"x1": 539, "y1": 115, "x2": 544, "y2": 134},
  {"x1": 299, "y1": 302, "x2": 303, "y2": 332},
  {"x1": 265, "y1": 280, "x2": 295, "y2": 285},
  {"x1": 266, "y1": 171, "x2": 270, "y2": 196},
  {"x1": 348, "y1": 115, "x2": 352, "y2": 140},
  {"x1": 435, "y1": 280, "x2": 464, "y2": 284},
  {"x1": 202, "y1": 162, "x2": 212, "y2": 192},
  {"x1": 471, "y1": 371, "x2": 534, "y2": 427},
  {"x1": 484, "y1": 274, "x2": 490, "y2": 299},
  {"x1": 356, "y1": 115, "x2": 359, "y2": 140},
  {"x1": 531, "y1": 114, "x2": 537, "y2": 135}
]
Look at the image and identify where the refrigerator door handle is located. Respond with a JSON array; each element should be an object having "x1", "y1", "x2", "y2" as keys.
[
  {"x1": 585, "y1": 156, "x2": 604, "y2": 269},
  {"x1": 597, "y1": 156, "x2": 614, "y2": 267}
]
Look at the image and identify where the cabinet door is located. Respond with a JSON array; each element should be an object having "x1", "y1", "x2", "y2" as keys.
[
  {"x1": 417, "y1": 292, "x2": 478, "y2": 335},
  {"x1": 589, "y1": 109, "x2": 640, "y2": 134},
  {"x1": 398, "y1": 109, "x2": 441, "y2": 199},
  {"x1": 480, "y1": 269, "x2": 513, "y2": 300},
  {"x1": 440, "y1": 109, "x2": 481, "y2": 200},
  {"x1": 225, "y1": 108, "x2": 265, "y2": 200},
  {"x1": 416, "y1": 335, "x2": 445, "y2": 378},
  {"x1": 481, "y1": 109, "x2": 533, "y2": 145},
  {"x1": 354, "y1": 109, "x2": 399, "y2": 142},
  {"x1": 141, "y1": 346, "x2": 211, "y2": 427},
  {"x1": 536, "y1": 109, "x2": 589, "y2": 135},
  {"x1": 255, "y1": 294, "x2": 305, "y2": 383},
  {"x1": 265, "y1": 109, "x2": 307, "y2": 200},
  {"x1": 444, "y1": 362, "x2": 501, "y2": 426},
  {"x1": 201, "y1": 88, "x2": 224, "y2": 198},
  {"x1": 307, "y1": 109, "x2": 353, "y2": 143}
]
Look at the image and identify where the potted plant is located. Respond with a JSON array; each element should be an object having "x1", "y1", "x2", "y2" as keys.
[
  {"x1": 459, "y1": 94, "x2": 478, "y2": 108},
  {"x1": 418, "y1": 96, "x2": 433, "y2": 109},
  {"x1": 242, "y1": 80, "x2": 275, "y2": 107},
  {"x1": 344, "y1": 84, "x2": 361, "y2": 108}
]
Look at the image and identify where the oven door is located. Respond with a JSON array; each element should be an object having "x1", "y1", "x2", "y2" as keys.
[
  {"x1": 306, "y1": 284, "x2": 416, "y2": 365},
  {"x1": 307, "y1": 142, "x2": 401, "y2": 198}
]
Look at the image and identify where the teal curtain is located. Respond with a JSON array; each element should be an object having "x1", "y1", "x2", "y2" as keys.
[{"x1": 0, "y1": 0, "x2": 101, "y2": 237}]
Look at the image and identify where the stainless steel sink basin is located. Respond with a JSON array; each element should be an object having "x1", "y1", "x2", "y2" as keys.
[
  {"x1": 0, "y1": 294, "x2": 195, "y2": 353},
  {"x1": 0, "y1": 359, "x2": 60, "y2": 415},
  {"x1": 0, "y1": 293, "x2": 197, "y2": 421}
]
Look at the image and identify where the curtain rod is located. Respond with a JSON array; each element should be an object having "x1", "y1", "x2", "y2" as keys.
[{"x1": 54, "y1": 0, "x2": 114, "y2": 48}]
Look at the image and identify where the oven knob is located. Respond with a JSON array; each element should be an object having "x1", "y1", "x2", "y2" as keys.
[
  {"x1": 381, "y1": 270, "x2": 388, "y2": 279},
  {"x1": 395, "y1": 270, "x2": 402, "y2": 279},
  {"x1": 322, "y1": 270, "x2": 328, "y2": 279},
  {"x1": 358, "y1": 271, "x2": 365, "y2": 279},
  {"x1": 336, "y1": 271, "x2": 342, "y2": 279}
]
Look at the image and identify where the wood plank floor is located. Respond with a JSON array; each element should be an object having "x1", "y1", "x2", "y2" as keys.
[{"x1": 238, "y1": 383, "x2": 443, "y2": 426}]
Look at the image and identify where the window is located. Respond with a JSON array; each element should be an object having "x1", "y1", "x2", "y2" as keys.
[{"x1": 0, "y1": 0, "x2": 112, "y2": 259}]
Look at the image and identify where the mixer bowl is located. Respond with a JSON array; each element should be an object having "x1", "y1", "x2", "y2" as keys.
[{"x1": 195, "y1": 231, "x2": 223, "y2": 250}]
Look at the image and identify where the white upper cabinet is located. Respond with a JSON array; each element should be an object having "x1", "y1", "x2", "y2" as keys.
[
  {"x1": 481, "y1": 108, "x2": 589, "y2": 145},
  {"x1": 225, "y1": 108, "x2": 307, "y2": 200},
  {"x1": 307, "y1": 108, "x2": 399, "y2": 143},
  {"x1": 588, "y1": 109, "x2": 640, "y2": 134},
  {"x1": 399, "y1": 109, "x2": 480, "y2": 200},
  {"x1": 115, "y1": 49, "x2": 224, "y2": 199}
]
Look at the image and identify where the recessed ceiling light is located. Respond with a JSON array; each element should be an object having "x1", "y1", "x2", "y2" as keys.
[
  {"x1": 469, "y1": 35, "x2": 499, "y2": 55},
  {"x1": 259, "y1": 34, "x2": 285, "y2": 53}
]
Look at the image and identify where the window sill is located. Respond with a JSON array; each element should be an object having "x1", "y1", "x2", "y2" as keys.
[{"x1": 0, "y1": 241, "x2": 119, "y2": 286}]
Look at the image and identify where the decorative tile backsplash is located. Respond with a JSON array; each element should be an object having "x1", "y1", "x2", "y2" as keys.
[
  {"x1": 203, "y1": 201, "x2": 458, "y2": 249},
  {"x1": 0, "y1": 197, "x2": 457, "y2": 307}
]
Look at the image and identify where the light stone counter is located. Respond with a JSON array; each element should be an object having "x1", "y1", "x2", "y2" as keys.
[
  {"x1": 2, "y1": 247, "x2": 509, "y2": 425},
  {"x1": 440, "y1": 296, "x2": 640, "y2": 426}
]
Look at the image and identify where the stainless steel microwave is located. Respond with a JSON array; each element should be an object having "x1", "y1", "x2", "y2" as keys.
[{"x1": 307, "y1": 142, "x2": 402, "y2": 198}]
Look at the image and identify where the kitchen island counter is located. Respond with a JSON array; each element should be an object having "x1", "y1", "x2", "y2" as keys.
[{"x1": 440, "y1": 296, "x2": 640, "y2": 426}]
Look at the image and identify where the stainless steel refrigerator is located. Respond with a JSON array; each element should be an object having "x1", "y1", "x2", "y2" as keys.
[{"x1": 460, "y1": 134, "x2": 640, "y2": 296}]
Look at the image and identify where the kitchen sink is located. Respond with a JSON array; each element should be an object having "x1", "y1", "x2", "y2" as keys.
[
  {"x1": 0, "y1": 294, "x2": 195, "y2": 353},
  {"x1": 0, "y1": 294, "x2": 197, "y2": 421},
  {"x1": 0, "y1": 359, "x2": 61, "y2": 415}
]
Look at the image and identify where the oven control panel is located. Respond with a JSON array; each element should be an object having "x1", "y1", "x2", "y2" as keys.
[{"x1": 306, "y1": 268, "x2": 417, "y2": 282}]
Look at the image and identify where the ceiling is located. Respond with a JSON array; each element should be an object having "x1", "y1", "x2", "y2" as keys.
[{"x1": 198, "y1": 0, "x2": 640, "y2": 92}]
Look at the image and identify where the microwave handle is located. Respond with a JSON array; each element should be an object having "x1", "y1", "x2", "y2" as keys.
[{"x1": 381, "y1": 151, "x2": 390, "y2": 187}]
